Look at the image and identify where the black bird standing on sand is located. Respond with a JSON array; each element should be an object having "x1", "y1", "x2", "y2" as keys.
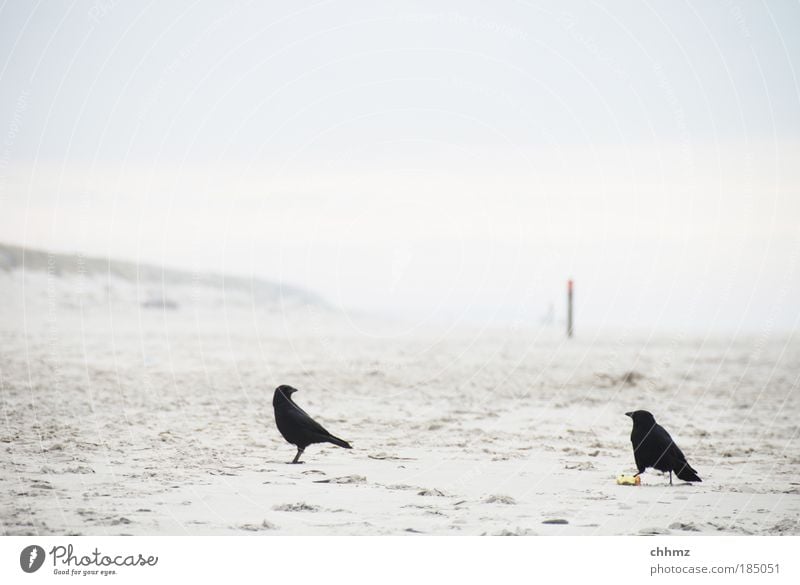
[
  {"x1": 273, "y1": 385, "x2": 352, "y2": 464},
  {"x1": 626, "y1": 410, "x2": 701, "y2": 485}
]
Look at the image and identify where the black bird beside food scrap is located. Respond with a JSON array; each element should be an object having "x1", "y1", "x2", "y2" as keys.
[
  {"x1": 626, "y1": 410, "x2": 701, "y2": 485},
  {"x1": 273, "y1": 385, "x2": 352, "y2": 464}
]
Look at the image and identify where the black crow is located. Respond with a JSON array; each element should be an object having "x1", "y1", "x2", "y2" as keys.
[
  {"x1": 625, "y1": 410, "x2": 701, "y2": 485},
  {"x1": 273, "y1": 385, "x2": 352, "y2": 464}
]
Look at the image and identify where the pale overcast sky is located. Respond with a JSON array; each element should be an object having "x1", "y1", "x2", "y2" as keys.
[{"x1": 1, "y1": 1, "x2": 799, "y2": 333}]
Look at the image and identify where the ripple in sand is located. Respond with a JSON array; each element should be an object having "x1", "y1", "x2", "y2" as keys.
[
  {"x1": 770, "y1": 518, "x2": 800, "y2": 534},
  {"x1": 384, "y1": 483, "x2": 421, "y2": 491},
  {"x1": 639, "y1": 527, "x2": 670, "y2": 535},
  {"x1": 313, "y1": 475, "x2": 366, "y2": 484},
  {"x1": 493, "y1": 527, "x2": 536, "y2": 536},
  {"x1": 368, "y1": 452, "x2": 415, "y2": 461},
  {"x1": 418, "y1": 488, "x2": 447, "y2": 497},
  {"x1": 669, "y1": 522, "x2": 700, "y2": 532},
  {"x1": 483, "y1": 495, "x2": 517, "y2": 505},
  {"x1": 238, "y1": 520, "x2": 277, "y2": 531},
  {"x1": 564, "y1": 461, "x2": 595, "y2": 470},
  {"x1": 273, "y1": 502, "x2": 320, "y2": 512}
]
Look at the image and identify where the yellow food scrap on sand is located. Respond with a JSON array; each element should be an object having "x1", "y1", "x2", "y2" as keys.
[{"x1": 616, "y1": 475, "x2": 641, "y2": 486}]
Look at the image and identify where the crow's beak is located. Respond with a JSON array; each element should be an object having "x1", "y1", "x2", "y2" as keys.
[{"x1": 625, "y1": 412, "x2": 633, "y2": 418}]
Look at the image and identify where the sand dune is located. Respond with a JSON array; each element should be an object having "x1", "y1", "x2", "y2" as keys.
[{"x1": 0, "y1": 242, "x2": 325, "y2": 315}]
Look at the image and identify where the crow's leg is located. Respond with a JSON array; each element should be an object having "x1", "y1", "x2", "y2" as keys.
[
  {"x1": 669, "y1": 471, "x2": 673, "y2": 486},
  {"x1": 291, "y1": 447, "x2": 305, "y2": 464}
]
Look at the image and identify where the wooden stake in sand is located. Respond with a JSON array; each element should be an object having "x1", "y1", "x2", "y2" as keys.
[{"x1": 567, "y1": 279, "x2": 574, "y2": 338}]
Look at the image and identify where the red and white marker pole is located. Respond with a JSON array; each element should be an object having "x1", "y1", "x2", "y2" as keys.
[{"x1": 567, "y1": 279, "x2": 574, "y2": 338}]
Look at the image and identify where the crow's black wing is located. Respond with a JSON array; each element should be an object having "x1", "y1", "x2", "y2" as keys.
[
  {"x1": 648, "y1": 423, "x2": 680, "y2": 468},
  {"x1": 632, "y1": 422, "x2": 673, "y2": 471},
  {"x1": 282, "y1": 400, "x2": 334, "y2": 438}
]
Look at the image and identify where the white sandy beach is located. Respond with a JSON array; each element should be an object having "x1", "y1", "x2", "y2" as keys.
[{"x1": 1, "y1": 259, "x2": 799, "y2": 537}]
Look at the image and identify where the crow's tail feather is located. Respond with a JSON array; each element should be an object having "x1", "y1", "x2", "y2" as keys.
[
  {"x1": 325, "y1": 434, "x2": 352, "y2": 449},
  {"x1": 676, "y1": 464, "x2": 701, "y2": 482}
]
